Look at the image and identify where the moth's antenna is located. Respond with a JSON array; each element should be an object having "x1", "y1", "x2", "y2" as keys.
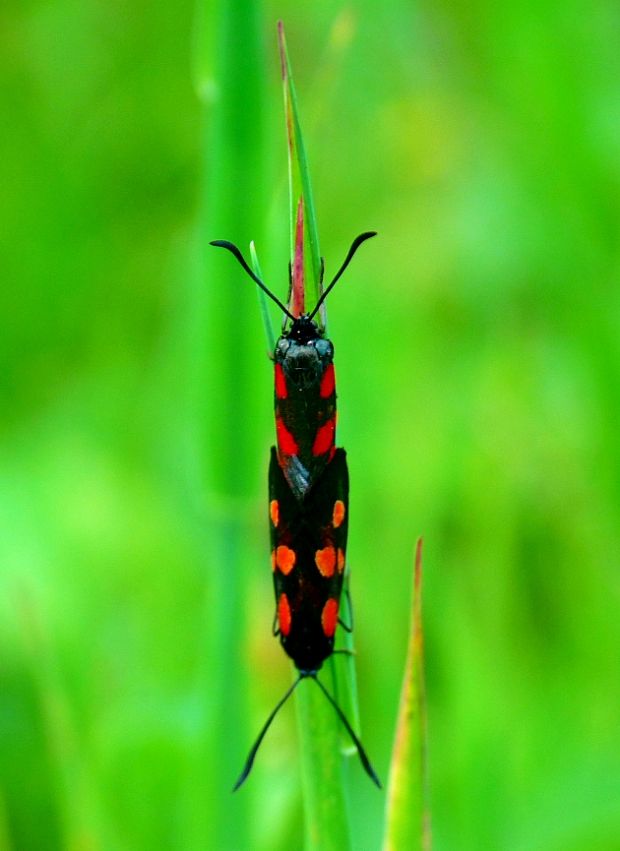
[
  {"x1": 233, "y1": 674, "x2": 303, "y2": 791},
  {"x1": 211, "y1": 240, "x2": 295, "y2": 320},
  {"x1": 311, "y1": 673, "x2": 381, "y2": 788},
  {"x1": 309, "y1": 232, "x2": 377, "y2": 320},
  {"x1": 233, "y1": 670, "x2": 380, "y2": 790}
]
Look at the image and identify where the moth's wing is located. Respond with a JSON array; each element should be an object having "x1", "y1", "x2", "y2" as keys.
[
  {"x1": 306, "y1": 448, "x2": 349, "y2": 574},
  {"x1": 268, "y1": 447, "x2": 350, "y2": 671}
]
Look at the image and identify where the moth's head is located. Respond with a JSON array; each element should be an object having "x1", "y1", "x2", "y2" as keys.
[{"x1": 276, "y1": 318, "x2": 334, "y2": 389}]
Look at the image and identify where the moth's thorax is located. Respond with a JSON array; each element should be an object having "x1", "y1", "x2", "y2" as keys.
[{"x1": 273, "y1": 315, "x2": 337, "y2": 499}]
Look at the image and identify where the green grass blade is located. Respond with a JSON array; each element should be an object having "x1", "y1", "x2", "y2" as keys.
[
  {"x1": 278, "y1": 21, "x2": 322, "y2": 315},
  {"x1": 295, "y1": 675, "x2": 351, "y2": 851},
  {"x1": 250, "y1": 241, "x2": 276, "y2": 354},
  {"x1": 188, "y1": 1, "x2": 266, "y2": 848},
  {"x1": 383, "y1": 539, "x2": 431, "y2": 851}
]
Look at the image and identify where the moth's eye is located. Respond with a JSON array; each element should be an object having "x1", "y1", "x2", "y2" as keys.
[
  {"x1": 276, "y1": 338, "x2": 291, "y2": 357},
  {"x1": 315, "y1": 339, "x2": 333, "y2": 360}
]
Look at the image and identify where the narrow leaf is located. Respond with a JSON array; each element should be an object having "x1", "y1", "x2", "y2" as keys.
[
  {"x1": 278, "y1": 21, "x2": 322, "y2": 316},
  {"x1": 296, "y1": 677, "x2": 352, "y2": 851},
  {"x1": 187, "y1": 1, "x2": 265, "y2": 848},
  {"x1": 250, "y1": 241, "x2": 276, "y2": 354},
  {"x1": 383, "y1": 539, "x2": 431, "y2": 851}
]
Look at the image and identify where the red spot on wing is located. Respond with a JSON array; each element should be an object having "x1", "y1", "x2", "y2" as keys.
[
  {"x1": 319, "y1": 364, "x2": 335, "y2": 398},
  {"x1": 278, "y1": 593, "x2": 292, "y2": 636},
  {"x1": 321, "y1": 598, "x2": 339, "y2": 637},
  {"x1": 332, "y1": 500, "x2": 345, "y2": 528},
  {"x1": 312, "y1": 418, "x2": 336, "y2": 456},
  {"x1": 277, "y1": 417, "x2": 299, "y2": 456},
  {"x1": 276, "y1": 545, "x2": 296, "y2": 575},
  {"x1": 270, "y1": 499, "x2": 280, "y2": 527},
  {"x1": 315, "y1": 546, "x2": 336, "y2": 577},
  {"x1": 337, "y1": 548, "x2": 345, "y2": 573},
  {"x1": 275, "y1": 364, "x2": 288, "y2": 399}
]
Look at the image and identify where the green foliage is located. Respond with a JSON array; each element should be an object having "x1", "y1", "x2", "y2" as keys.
[
  {"x1": 2, "y1": 2, "x2": 620, "y2": 850},
  {"x1": 383, "y1": 540, "x2": 429, "y2": 851},
  {"x1": 278, "y1": 21, "x2": 322, "y2": 310}
]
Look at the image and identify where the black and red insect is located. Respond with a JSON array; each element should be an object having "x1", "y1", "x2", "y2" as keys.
[{"x1": 211, "y1": 232, "x2": 380, "y2": 790}]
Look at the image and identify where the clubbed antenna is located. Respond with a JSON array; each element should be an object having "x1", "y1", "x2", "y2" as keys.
[
  {"x1": 211, "y1": 240, "x2": 295, "y2": 320},
  {"x1": 309, "y1": 232, "x2": 377, "y2": 320},
  {"x1": 233, "y1": 671, "x2": 381, "y2": 791},
  {"x1": 233, "y1": 675, "x2": 303, "y2": 791}
]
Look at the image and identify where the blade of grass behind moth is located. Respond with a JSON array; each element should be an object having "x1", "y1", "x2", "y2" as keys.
[
  {"x1": 295, "y1": 676, "x2": 352, "y2": 851},
  {"x1": 188, "y1": 0, "x2": 266, "y2": 848},
  {"x1": 250, "y1": 241, "x2": 276, "y2": 354},
  {"x1": 383, "y1": 539, "x2": 431, "y2": 851},
  {"x1": 278, "y1": 21, "x2": 322, "y2": 316}
]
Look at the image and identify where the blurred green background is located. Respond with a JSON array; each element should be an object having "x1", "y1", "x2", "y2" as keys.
[{"x1": 2, "y1": 1, "x2": 620, "y2": 849}]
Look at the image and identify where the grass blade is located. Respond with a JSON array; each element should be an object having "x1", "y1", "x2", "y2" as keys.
[
  {"x1": 188, "y1": 1, "x2": 266, "y2": 848},
  {"x1": 295, "y1": 676, "x2": 351, "y2": 851},
  {"x1": 250, "y1": 241, "x2": 276, "y2": 354},
  {"x1": 278, "y1": 21, "x2": 322, "y2": 316},
  {"x1": 383, "y1": 539, "x2": 431, "y2": 851}
]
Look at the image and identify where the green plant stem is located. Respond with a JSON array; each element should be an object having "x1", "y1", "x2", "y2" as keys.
[
  {"x1": 188, "y1": 1, "x2": 266, "y2": 848},
  {"x1": 296, "y1": 667, "x2": 351, "y2": 851}
]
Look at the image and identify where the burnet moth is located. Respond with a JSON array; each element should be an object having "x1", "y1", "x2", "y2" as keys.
[{"x1": 211, "y1": 233, "x2": 380, "y2": 790}]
